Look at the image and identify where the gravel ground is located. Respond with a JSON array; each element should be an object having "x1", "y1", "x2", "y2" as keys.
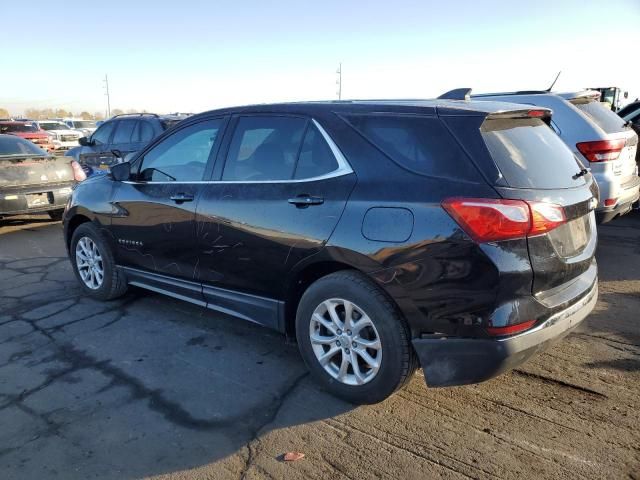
[{"x1": 0, "y1": 213, "x2": 638, "y2": 480}]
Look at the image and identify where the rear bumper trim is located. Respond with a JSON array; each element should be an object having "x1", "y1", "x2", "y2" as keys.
[{"x1": 412, "y1": 280, "x2": 598, "y2": 387}]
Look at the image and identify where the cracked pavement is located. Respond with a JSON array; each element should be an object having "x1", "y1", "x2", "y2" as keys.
[{"x1": 0, "y1": 214, "x2": 639, "y2": 479}]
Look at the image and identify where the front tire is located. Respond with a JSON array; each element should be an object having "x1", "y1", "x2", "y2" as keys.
[
  {"x1": 70, "y1": 223, "x2": 128, "y2": 300},
  {"x1": 296, "y1": 271, "x2": 418, "y2": 404}
]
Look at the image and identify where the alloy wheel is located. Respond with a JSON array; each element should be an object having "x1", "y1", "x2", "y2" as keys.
[
  {"x1": 75, "y1": 236, "x2": 104, "y2": 290},
  {"x1": 309, "y1": 298, "x2": 382, "y2": 386}
]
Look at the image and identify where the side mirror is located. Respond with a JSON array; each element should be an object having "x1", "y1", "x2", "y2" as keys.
[
  {"x1": 110, "y1": 161, "x2": 131, "y2": 182},
  {"x1": 79, "y1": 136, "x2": 90, "y2": 146}
]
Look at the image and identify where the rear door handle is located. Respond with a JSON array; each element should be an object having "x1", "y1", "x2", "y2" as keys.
[
  {"x1": 170, "y1": 193, "x2": 194, "y2": 204},
  {"x1": 288, "y1": 195, "x2": 324, "y2": 207}
]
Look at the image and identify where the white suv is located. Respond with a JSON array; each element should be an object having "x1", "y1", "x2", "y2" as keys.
[
  {"x1": 474, "y1": 90, "x2": 639, "y2": 223},
  {"x1": 63, "y1": 118, "x2": 97, "y2": 137},
  {"x1": 36, "y1": 120, "x2": 82, "y2": 151}
]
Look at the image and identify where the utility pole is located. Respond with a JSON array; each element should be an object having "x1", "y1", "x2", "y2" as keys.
[
  {"x1": 103, "y1": 74, "x2": 111, "y2": 118},
  {"x1": 336, "y1": 63, "x2": 342, "y2": 100}
]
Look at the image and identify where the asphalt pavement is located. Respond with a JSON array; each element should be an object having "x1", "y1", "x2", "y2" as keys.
[{"x1": 0, "y1": 214, "x2": 638, "y2": 479}]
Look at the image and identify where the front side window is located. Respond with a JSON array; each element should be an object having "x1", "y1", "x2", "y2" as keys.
[
  {"x1": 112, "y1": 120, "x2": 136, "y2": 144},
  {"x1": 91, "y1": 122, "x2": 115, "y2": 145},
  {"x1": 138, "y1": 119, "x2": 223, "y2": 182}
]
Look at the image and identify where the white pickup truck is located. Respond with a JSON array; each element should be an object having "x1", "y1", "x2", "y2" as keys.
[{"x1": 36, "y1": 120, "x2": 82, "y2": 151}]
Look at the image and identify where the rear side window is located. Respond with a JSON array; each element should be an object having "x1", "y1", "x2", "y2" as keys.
[
  {"x1": 294, "y1": 125, "x2": 339, "y2": 179},
  {"x1": 571, "y1": 99, "x2": 626, "y2": 133},
  {"x1": 222, "y1": 116, "x2": 307, "y2": 181},
  {"x1": 112, "y1": 120, "x2": 136, "y2": 144},
  {"x1": 481, "y1": 118, "x2": 585, "y2": 189},
  {"x1": 343, "y1": 114, "x2": 478, "y2": 181},
  {"x1": 133, "y1": 121, "x2": 155, "y2": 143}
]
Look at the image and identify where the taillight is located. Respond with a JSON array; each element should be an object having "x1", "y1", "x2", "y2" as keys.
[
  {"x1": 442, "y1": 198, "x2": 566, "y2": 243},
  {"x1": 71, "y1": 160, "x2": 86, "y2": 182},
  {"x1": 576, "y1": 139, "x2": 625, "y2": 162},
  {"x1": 528, "y1": 201, "x2": 565, "y2": 235},
  {"x1": 486, "y1": 319, "x2": 536, "y2": 336}
]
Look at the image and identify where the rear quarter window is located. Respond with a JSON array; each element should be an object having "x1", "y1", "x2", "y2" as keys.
[
  {"x1": 481, "y1": 118, "x2": 586, "y2": 189},
  {"x1": 571, "y1": 99, "x2": 627, "y2": 134},
  {"x1": 343, "y1": 114, "x2": 480, "y2": 181}
]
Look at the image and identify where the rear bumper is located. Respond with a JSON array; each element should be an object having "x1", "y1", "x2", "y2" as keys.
[
  {"x1": 0, "y1": 183, "x2": 73, "y2": 216},
  {"x1": 412, "y1": 279, "x2": 598, "y2": 387},
  {"x1": 596, "y1": 175, "x2": 640, "y2": 223}
]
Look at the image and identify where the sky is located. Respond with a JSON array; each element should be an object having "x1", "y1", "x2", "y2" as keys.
[{"x1": 2, "y1": 0, "x2": 639, "y2": 115}]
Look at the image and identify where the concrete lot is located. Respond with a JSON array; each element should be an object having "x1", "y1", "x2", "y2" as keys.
[{"x1": 0, "y1": 213, "x2": 639, "y2": 480}]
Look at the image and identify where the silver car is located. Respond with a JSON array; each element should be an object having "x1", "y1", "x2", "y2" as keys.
[{"x1": 474, "y1": 90, "x2": 639, "y2": 223}]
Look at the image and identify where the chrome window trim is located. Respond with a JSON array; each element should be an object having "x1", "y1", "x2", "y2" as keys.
[{"x1": 123, "y1": 118, "x2": 353, "y2": 185}]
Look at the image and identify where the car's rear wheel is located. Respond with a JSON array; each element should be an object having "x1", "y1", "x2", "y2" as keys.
[
  {"x1": 296, "y1": 271, "x2": 418, "y2": 404},
  {"x1": 70, "y1": 223, "x2": 127, "y2": 300},
  {"x1": 48, "y1": 209, "x2": 64, "y2": 221}
]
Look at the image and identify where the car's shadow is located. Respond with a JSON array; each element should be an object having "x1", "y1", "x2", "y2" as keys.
[{"x1": 4, "y1": 273, "x2": 356, "y2": 479}]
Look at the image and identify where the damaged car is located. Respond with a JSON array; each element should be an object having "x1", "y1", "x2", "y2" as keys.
[
  {"x1": 0, "y1": 134, "x2": 82, "y2": 220},
  {"x1": 63, "y1": 99, "x2": 598, "y2": 403}
]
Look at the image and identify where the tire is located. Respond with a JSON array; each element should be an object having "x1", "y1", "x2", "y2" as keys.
[
  {"x1": 296, "y1": 270, "x2": 418, "y2": 404},
  {"x1": 70, "y1": 223, "x2": 128, "y2": 300},
  {"x1": 48, "y1": 209, "x2": 64, "y2": 221}
]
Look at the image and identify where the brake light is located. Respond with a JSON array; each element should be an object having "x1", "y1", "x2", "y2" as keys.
[
  {"x1": 576, "y1": 139, "x2": 625, "y2": 162},
  {"x1": 527, "y1": 110, "x2": 547, "y2": 118},
  {"x1": 486, "y1": 319, "x2": 536, "y2": 336},
  {"x1": 442, "y1": 198, "x2": 566, "y2": 242},
  {"x1": 71, "y1": 160, "x2": 86, "y2": 182}
]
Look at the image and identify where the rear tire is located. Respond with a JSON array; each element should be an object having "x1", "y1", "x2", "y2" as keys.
[
  {"x1": 70, "y1": 223, "x2": 128, "y2": 300},
  {"x1": 296, "y1": 270, "x2": 418, "y2": 404},
  {"x1": 48, "y1": 209, "x2": 64, "y2": 221}
]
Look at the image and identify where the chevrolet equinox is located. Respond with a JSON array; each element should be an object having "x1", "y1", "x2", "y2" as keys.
[{"x1": 63, "y1": 99, "x2": 598, "y2": 403}]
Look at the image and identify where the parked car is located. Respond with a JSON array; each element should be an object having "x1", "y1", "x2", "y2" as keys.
[
  {"x1": 63, "y1": 118, "x2": 98, "y2": 137},
  {"x1": 473, "y1": 90, "x2": 639, "y2": 223},
  {"x1": 65, "y1": 113, "x2": 187, "y2": 173},
  {"x1": 36, "y1": 120, "x2": 82, "y2": 151},
  {"x1": 0, "y1": 134, "x2": 81, "y2": 220},
  {"x1": 0, "y1": 121, "x2": 55, "y2": 152},
  {"x1": 621, "y1": 108, "x2": 640, "y2": 167},
  {"x1": 617, "y1": 100, "x2": 640, "y2": 118},
  {"x1": 63, "y1": 100, "x2": 598, "y2": 403}
]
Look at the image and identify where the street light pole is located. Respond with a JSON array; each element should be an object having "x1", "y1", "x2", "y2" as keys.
[
  {"x1": 104, "y1": 74, "x2": 111, "y2": 118},
  {"x1": 336, "y1": 63, "x2": 342, "y2": 100}
]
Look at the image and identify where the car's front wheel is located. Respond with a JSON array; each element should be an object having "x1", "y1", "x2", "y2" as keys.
[
  {"x1": 70, "y1": 223, "x2": 127, "y2": 300},
  {"x1": 296, "y1": 271, "x2": 418, "y2": 404}
]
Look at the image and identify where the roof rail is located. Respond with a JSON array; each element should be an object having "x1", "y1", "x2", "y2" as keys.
[
  {"x1": 438, "y1": 88, "x2": 472, "y2": 101},
  {"x1": 110, "y1": 113, "x2": 159, "y2": 119}
]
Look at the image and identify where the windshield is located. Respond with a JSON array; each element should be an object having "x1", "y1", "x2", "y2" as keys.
[
  {"x1": 481, "y1": 117, "x2": 586, "y2": 189},
  {"x1": 571, "y1": 99, "x2": 627, "y2": 133},
  {"x1": 0, "y1": 135, "x2": 48, "y2": 156},
  {"x1": 0, "y1": 123, "x2": 39, "y2": 133},
  {"x1": 73, "y1": 121, "x2": 96, "y2": 129},
  {"x1": 39, "y1": 122, "x2": 70, "y2": 131}
]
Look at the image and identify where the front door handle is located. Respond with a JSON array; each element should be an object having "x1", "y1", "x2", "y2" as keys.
[
  {"x1": 170, "y1": 193, "x2": 194, "y2": 204},
  {"x1": 288, "y1": 195, "x2": 324, "y2": 208}
]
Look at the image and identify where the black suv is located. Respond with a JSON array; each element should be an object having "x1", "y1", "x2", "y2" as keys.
[
  {"x1": 63, "y1": 100, "x2": 598, "y2": 403},
  {"x1": 65, "y1": 113, "x2": 188, "y2": 173}
]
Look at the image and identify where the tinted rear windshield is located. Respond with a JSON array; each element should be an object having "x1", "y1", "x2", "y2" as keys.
[
  {"x1": 571, "y1": 99, "x2": 627, "y2": 133},
  {"x1": 0, "y1": 135, "x2": 47, "y2": 156},
  {"x1": 481, "y1": 118, "x2": 586, "y2": 189},
  {"x1": 343, "y1": 114, "x2": 480, "y2": 181},
  {"x1": 0, "y1": 123, "x2": 38, "y2": 133}
]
